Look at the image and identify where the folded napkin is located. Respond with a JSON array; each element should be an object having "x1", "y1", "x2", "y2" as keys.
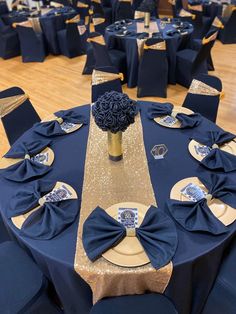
[
  {"x1": 168, "y1": 173, "x2": 235, "y2": 234},
  {"x1": 83, "y1": 205, "x2": 178, "y2": 269},
  {"x1": 165, "y1": 29, "x2": 179, "y2": 37},
  {"x1": 193, "y1": 130, "x2": 236, "y2": 172},
  {"x1": 2, "y1": 140, "x2": 52, "y2": 182},
  {"x1": 136, "y1": 32, "x2": 149, "y2": 39},
  {"x1": 33, "y1": 110, "x2": 87, "y2": 137},
  {"x1": 8, "y1": 180, "x2": 79, "y2": 239},
  {"x1": 147, "y1": 103, "x2": 202, "y2": 128}
]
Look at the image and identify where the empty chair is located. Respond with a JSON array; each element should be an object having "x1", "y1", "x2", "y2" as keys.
[
  {"x1": 219, "y1": 8, "x2": 236, "y2": 44},
  {"x1": 83, "y1": 42, "x2": 96, "y2": 74},
  {"x1": 91, "y1": 65, "x2": 123, "y2": 102},
  {"x1": 114, "y1": 0, "x2": 134, "y2": 21},
  {"x1": 86, "y1": 32, "x2": 127, "y2": 79},
  {"x1": 90, "y1": 293, "x2": 178, "y2": 314},
  {"x1": 92, "y1": 14, "x2": 108, "y2": 35},
  {"x1": 202, "y1": 238, "x2": 236, "y2": 314},
  {"x1": 0, "y1": 0, "x2": 9, "y2": 15},
  {"x1": 169, "y1": 0, "x2": 184, "y2": 18},
  {"x1": 101, "y1": 0, "x2": 112, "y2": 24},
  {"x1": 188, "y1": 4, "x2": 211, "y2": 39},
  {"x1": 77, "y1": 0, "x2": 90, "y2": 19},
  {"x1": 176, "y1": 29, "x2": 218, "y2": 88},
  {"x1": 58, "y1": 16, "x2": 86, "y2": 58},
  {"x1": 0, "y1": 17, "x2": 20, "y2": 59},
  {"x1": 182, "y1": 74, "x2": 222, "y2": 122},
  {"x1": 91, "y1": 0, "x2": 104, "y2": 15},
  {"x1": 15, "y1": 20, "x2": 47, "y2": 62},
  {"x1": 0, "y1": 241, "x2": 61, "y2": 313},
  {"x1": 137, "y1": 37, "x2": 168, "y2": 98},
  {"x1": 0, "y1": 87, "x2": 41, "y2": 145}
]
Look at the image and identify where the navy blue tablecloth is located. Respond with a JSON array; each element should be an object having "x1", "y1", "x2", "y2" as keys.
[
  {"x1": 0, "y1": 102, "x2": 235, "y2": 314},
  {"x1": 105, "y1": 19, "x2": 193, "y2": 87}
]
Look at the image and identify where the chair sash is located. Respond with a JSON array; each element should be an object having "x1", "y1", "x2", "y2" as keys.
[
  {"x1": 188, "y1": 79, "x2": 223, "y2": 97},
  {"x1": 188, "y1": 4, "x2": 203, "y2": 12},
  {"x1": 92, "y1": 70, "x2": 123, "y2": 85},
  {"x1": 0, "y1": 94, "x2": 29, "y2": 118},
  {"x1": 202, "y1": 31, "x2": 218, "y2": 45},
  {"x1": 212, "y1": 16, "x2": 224, "y2": 29},
  {"x1": 87, "y1": 34, "x2": 105, "y2": 45},
  {"x1": 179, "y1": 9, "x2": 195, "y2": 19}
]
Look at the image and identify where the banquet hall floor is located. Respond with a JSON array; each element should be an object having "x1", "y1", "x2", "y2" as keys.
[{"x1": 0, "y1": 40, "x2": 235, "y2": 156}]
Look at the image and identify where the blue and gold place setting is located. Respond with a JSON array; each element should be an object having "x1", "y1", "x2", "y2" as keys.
[
  {"x1": 0, "y1": 140, "x2": 54, "y2": 182},
  {"x1": 168, "y1": 173, "x2": 236, "y2": 232},
  {"x1": 8, "y1": 180, "x2": 78, "y2": 239},
  {"x1": 147, "y1": 102, "x2": 202, "y2": 128},
  {"x1": 188, "y1": 129, "x2": 236, "y2": 172},
  {"x1": 33, "y1": 109, "x2": 88, "y2": 137}
]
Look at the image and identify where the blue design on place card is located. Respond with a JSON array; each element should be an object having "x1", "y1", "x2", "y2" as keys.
[
  {"x1": 181, "y1": 183, "x2": 206, "y2": 202},
  {"x1": 31, "y1": 152, "x2": 49, "y2": 164},
  {"x1": 194, "y1": 144, "x2": 212, "y2": 157},
  {"x1": 118, "y1": 208, "x2": 138, "y2": 228},
  {"x1": 159, "y1": 115, "x2": 177, "y2": 126},
  {"x1": 44, "y1": 184, "x2": 73, "y2": 202}
]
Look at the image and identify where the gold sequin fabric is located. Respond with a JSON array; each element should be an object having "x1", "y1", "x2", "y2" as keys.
[
  {"x1": 92, "y1": 70, "x2": 123, "y2": 85},
  {"x1": 74, "y1": 110, "x2": 173, "y2": 304},
  {"x1": 0, "y1": 94, "x2": 29, "y2": 118},
  {"x1": 188, "y1": 79, "x2": 221, "y2": 96},
  {"x1": 144, "y1": 41, "x2": 166, "y2": 50}
]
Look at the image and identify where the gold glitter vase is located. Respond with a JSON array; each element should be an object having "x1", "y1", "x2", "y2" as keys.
[
  {"x1": 108, "y1": 131, "x2": 123, "y2": 161},
  {"x1": 144, "y1": 12, "x2": 150, "y2": 28}
]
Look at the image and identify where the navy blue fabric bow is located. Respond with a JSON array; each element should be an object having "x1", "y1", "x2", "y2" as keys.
[
  {"x1": 147, "y1": 103, "x2": 202, "y2": 128},
  {"x1": 8, "y1": 180, "x2": 78, "y2": 239},
  {"x1": 193, "y1": 130, "x2": 236, "y2": 172},
  {"x1": 168, "y1": 173, "x2": 236, "y2": 235},
  {"x1": 82, "y1": 206, "x2": 178, "y2": 269},
  {"x1": 33, "y1": 110, "x2": 87, "y2": 137},
  {"x1": 2, "y1": 140, "x2": 52, "y2": 182}
]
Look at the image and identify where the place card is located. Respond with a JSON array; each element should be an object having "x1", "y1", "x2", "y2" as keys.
[
  {"x1": 194, "y1": 144, "x2": 212, "y2": 157},
  {"x1": 159, "y1": 115, "x2": 178, "y2": 127},
  {"x1": 181, "y1": 182, "x2": 206, "y2": 202},
  {"x1": 118, "y1": 207, "x2": 138, "y2": 228}
]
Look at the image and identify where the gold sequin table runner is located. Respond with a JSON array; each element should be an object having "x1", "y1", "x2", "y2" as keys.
[{"x1": 74, "y1": 110, "x2": 173, "y2": 304}]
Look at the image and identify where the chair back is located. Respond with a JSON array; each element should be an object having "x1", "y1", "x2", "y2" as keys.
[
  {"x1": 77, "y1": 0, "x2": 89, "y2": 18},
  {"x1": 168, "y1": 0, "x2": 183, "y2": 17},
  {"x1": 91, "y1": 65, "x2": 123, "y2": 102},
  {"x1": 219, "y1": 9, "x2": 236, "y2": 44},
  {"x1": 137, "y1": 37, "x2": 168, "y2": 98},
  {"x1": 88, "y1": 32, "x2": 113, "y2": 67},
  {"x1": 93, "y1": 14, "x2": 107, "y2": 35},
  {"x1": 91, "y1": 0, "x2": 104, "y2": 15},
  {"x1": 0, "y1": 87, "x2": 41, "y2": 145},
  {"x1": 0, "y1": 0, "x2": 9, "y2": 15},
  {"x1": 192, "y1": 29, "x2": 218, "y2": 74},
  {"x1": 65, "y1": 22, "x2": 85, "y2": 56},
  {"x1": 115, "y1": 0, "x2": 134, "y2": 21},
  {"x1": 182, "y1": 74, "x2": 222, "y2": 122}
]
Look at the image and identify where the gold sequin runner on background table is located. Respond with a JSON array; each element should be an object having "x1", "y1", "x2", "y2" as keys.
[
  {"x1": 74, "y1": 110, "x2": 173, "y2": 304},
  {"x1": 136, "y1": 21, "x2": 160, "y2": 58}
]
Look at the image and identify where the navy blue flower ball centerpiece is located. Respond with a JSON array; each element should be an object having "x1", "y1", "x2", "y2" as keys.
[{"x1": 92, "y1": 91, "x2": 138, "y2": 161}]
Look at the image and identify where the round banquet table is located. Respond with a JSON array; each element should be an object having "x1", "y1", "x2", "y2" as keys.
[
  {"x1": 0, "y1": 101, "x2": 236, "y2": 314},
  {"x1": 105, "y1": 19, "x2": 193, "y2": 87}
]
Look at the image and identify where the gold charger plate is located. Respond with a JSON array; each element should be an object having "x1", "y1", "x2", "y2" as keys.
[
  {"x1": 42, "y1": 114, "x2": 83, "y2": 134},
  {"x1": 12, "y1": 182, "x2": 78, "y2": 229},
  {"x1": 102, "y1": 202, "x2": 150, "y2": 267},
  {"x1": 0, "y1": 147, "x2": 54, "y2": 169},
  {"x1": 170, "y1": 177, "x2": 236, "y2": 226},
  {"x1": 188, "y1": 139, "x2": 236, "y2": 162},
  {"x1": 154, "y1": 107, "x2": 193, "y2": 128}
]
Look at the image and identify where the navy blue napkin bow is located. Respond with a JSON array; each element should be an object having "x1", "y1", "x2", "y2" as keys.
[
  {"x1": 168, "y1": 173, "x2": 236, "y2": 235},
  {"x1": 193, "y1": 130, "x2": 236, "y2": 172},
  {"x1": 33, "y1": 110, "x2": 88, "y2": 137},
  {"x1": 2, "y1": 140, "x2": 52, "y2": 182},
  {"x1": 82, "y1": 205, "x2": 178, "y2": 269},
  {"x1": 8, "y1": 180, "x2": 79, "y2": 239},
  {"x1": 147, "y1": 103, "x2": 202, "y2": 128}
]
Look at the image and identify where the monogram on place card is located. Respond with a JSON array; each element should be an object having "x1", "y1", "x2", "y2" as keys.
[
  {"x1": 31, "y1": 152, "x2": 49, "y2": 165},
  {"x1": 118, "y1": 208, "x2": 138, "y2": 228},
  {"x1": 60, "y1": 121, "x2": 79, "y2": 133},
  {"x1": 42, "y1": 183, "x2": 76, "y2": 203},
  {"x1": 159, "y1": 115, "x2": 178, "y2": 127},
  {"x1": 181, "y1": 183, "x2": 207, "y2": 202},
  {"x1": 194, "y1": 144, "x2": 212, "y2": 157}
]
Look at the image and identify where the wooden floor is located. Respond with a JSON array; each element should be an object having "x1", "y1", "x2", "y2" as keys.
[{"x1": 0, "y1": 40, "x2": 236, "y2": 156}]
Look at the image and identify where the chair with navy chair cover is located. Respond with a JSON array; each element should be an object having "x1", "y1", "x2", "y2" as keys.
[
  {"x1": 90, "y1": 293, "x2": 178, "y2": 314},
  {"x1": 218, "y1": 8, "x2": 236, "y2": 44},
  {"x1": 0, "y1": 241, "x2": 62, "y2": 314},
  {"x1": 15, "y1": 20, "x2": 47, "y2": 62},
  {"x1": 0, "y1": 86, "x2": 41, "y2": 145},
  {"x1": 92, "y1": 13, "x2": 108, "y2": 35},
  {"x1": 91, "y1": 65, "x2": 123, "y2": 102},
  {"x1": 187, "y1": 3, "x2": 212, "y2": 39},
  {"x1": 0, "y1": 0, "x2": 9, "y2": 15},
  {"x1": 202, "y1": 238, "x2": 236, "y2": 314},
  {"x1": 137, "y1": 37, "x2": 168, "y2": 98},
  {"x1": 176, "y1": 29, "x2": 218, "y2": 88},
  {"x1": 114, "y1": 0, "x2": 134, "y2": 21},
  {"x1": 182, "y1": 74, "x2": 222, "y2": 123},
  {"x1": 58, "y1": 16, "x2": 86, "y2": 58},
  {"x1": 101, "y1": 0, "x2": 112, "y2": 24},
  {"x1": 169, "y1": 0, "x2": 183, "y2": 18},
  {"x1": 0, "y1": 17, "x2": 20, "y2": 59}
]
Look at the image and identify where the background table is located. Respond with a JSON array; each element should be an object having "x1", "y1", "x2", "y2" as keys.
[
  {"x1": 105, "y1": 19, "x2": 193, "y2": 87},
  {"x1": 0, "y1": 102, "x2": 235, "y2": 314}
]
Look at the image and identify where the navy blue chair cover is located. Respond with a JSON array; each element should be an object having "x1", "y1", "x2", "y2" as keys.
[
  {"x1": 219, "y1": 10, "x2": 236, "y2": 44},
  {"x1": 0, "y1": 87, "x2": 41, "y2": 145},
  {"x1": 202, "y1": 238, "x2": 236, "y2": 314},
  {"x1": 114, "y1": 0, "x2": 134, "y2": 21},
  {"x1": 0, "y1": 17, "x2": 20, "y2": 59},
  {"x1": 93, "y1": 14, "x2": 108, "y2": 35},
  {"x1": 176, "y1": 29, "x2": 218, "y2": 87},
  {"x1": 16, "y1": 24, "x2": 47, "y2": 62},
  {"x1": 82, "y1": 42, "x2": 96, "y2": 74},
  {"x1": 170, "y1": 0, "x2": 184, "y2": 18},
  {"x1": 0, "y1": 241, "x2": 62, "y2": 313},
  {"x1": 0, "y1": 1, "x2": 9, "y2": 15},
  {"x1": 91, "y1": 65, "x2": 123, "y2": 102},
  {"x1": 188, "y1": 7, "x2": 211, "y2": 39},
  {"x1": 91, "y1": 0, "x2": 104, "y2": 15},
  {"x1": 182, "y1": 74, "x2": 222, "y2": 122},
  {"x1": 58, "y1": 22, "x2": 85, "y2": 58},
  {"x1": 90, "y1": 293, "x2": 178, "y2": 314},
  {"x1": 137, "y1": 37, "x2": 168, "y2": 98}
]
